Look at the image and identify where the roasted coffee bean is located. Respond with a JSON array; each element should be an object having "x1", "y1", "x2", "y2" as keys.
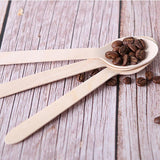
[
  {"x1": 130, "y1": 56, "x2": 138, "y2": 65},
  {"x1": 145, "y1": 71, "x2": 153, "y2": 81},
  {"x1": 136, "y1": 77, "x2": 147, "y2": 86},
  {"x1": 77, "y1": 73, "x2": 85, "y2": 82},
  {"x1": 106, "y1": 77, "x2": 117, "y2": 86},
  {"x1": 153, "y1": 76, "x2": 160, "y2": 84},
  {"x1": 122, "y1": 54, "x2": 129, "y2": 66},
  {"x1": 136, "y1": 49, "x2": 146, "y2": 60},
  {"x1": 123, "y1": 77, "x2": 131, "y2": 84},
  {"x1": 105, "y1": 51, "x2": 119, "y2": 59},
  {"x1": 112, "y1": 46, "x2": 120, "y2": 52},
  {"x1": 134, "y1": 39, "x2": 145, "y2": 49},
  {"x1": 112, "y1": 40, "x2": 123, "y2": 48},
  {"x1": 119, "y1": 45, "x2": 128, "y2": 56},
  {"x1": 106, "y1": 37, "x2": 146, "y2": 66},
  {"x1": 123, "y1": 37, "x2": 134, "y2": 45},
  {"x1": 154, "y1": 116, "x2": 160, "y2": 124},
  {"x1": 129, "y1": 52, "x2": 135, "y2": 57},
  {"x1": 139, "y1": 39, "x2": 146, "y2": 49},
  {"x1": 90, "y1": 69, "x2": 99, "y2": 77},
  {"x1": 112, "y1": 57, "x2": 122, "y2": 65},
  {"x1": 126, "y1": 45, "x2": 130, "y2": 53},
  {"x1": 128, "y1": 43, "x2": 137, "y2": 52}
]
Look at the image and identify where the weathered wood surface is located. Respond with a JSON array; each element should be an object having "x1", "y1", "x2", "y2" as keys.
[
  {"x1": 118, "y1": 1, "x2": 160, "y2": 160},
  {"x1": 0, "y1": 1, "x2": 160, "y2": 160},
  {"x1": 0, "y1": 1, "x2": 9, "y2": 33}
]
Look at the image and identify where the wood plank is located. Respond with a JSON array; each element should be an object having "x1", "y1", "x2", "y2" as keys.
[
  {"x1": 118, "y1": 1, "x2": 160, "y2": 160},
  {"x1": 0, "y1": 1, "x2": 9, "y2": 77},
  {"x1": 0, "y1": 1, "x2": 8, "y2": 33}
]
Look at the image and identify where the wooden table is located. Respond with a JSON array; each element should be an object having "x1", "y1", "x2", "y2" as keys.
[{"x1": 0, "y1": 1, "x2": 160, "y2": 159}]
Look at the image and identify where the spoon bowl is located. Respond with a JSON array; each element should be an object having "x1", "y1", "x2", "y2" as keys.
[
  {"x1": 99, "y1": 36, "x2": 158, "y2": 71},
  {"x1": 120, "y1": 61, "x2": 151, "y2": 75}
]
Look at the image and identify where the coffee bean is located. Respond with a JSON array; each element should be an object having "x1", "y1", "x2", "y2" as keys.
[
  {"x1": 139, "y1": 39, "x2": 146, "y2": 49},
  {"x1": 105, "y1": 51, "x2": 119, "y2": 59},
  {"x1": 112, "y1": 46, "x2": 120, "y2": 52},
  {"x1": 123, "y1": 77, "x2": 131, "y2": 84},
  {"x1": 123, "y1": 37, "x2": 134, "y2": 45},
  {"x1": 145, "y1": 71, "x2": 153, "y2": 81},
  {"x1": 136, "y1": 77, "x2": 147, "y2": 86},
  {"x1": 112, "y1": 57, "x2": 122, "y2": 65},
  {"x1": 130, "y1": 56, "x2": 138, "y2": 65},
  {"x1": 112, "y1": 40, "x2": 123, "y2": 48},
  {"x1": 136, "y1": 49, "x2": 146, "y2": 60},
  {"x1": 129, "y1": 52, "x2": 135, "y2": 57},
  {"x1": 122, "y1": 54, "x2": 129, "y2": 66},
  {"x1": 126, "y1": 45, "x2": 130, "y2": 53},
  {"x1": 77, "y1": 73, "x2": 85, "y2": 82},
  {"x1": 90, "y1": 69, "x2": 99, "y2": 77},
  {"x1": 119, "y1": 45, "x2": 128, "y2": 56},
  {"x1": 106, "y1": 77, "x2": 117, "y2": 86},
  {"x1": 105, "y1": 37, "x2": 146, "y2": 66},
  {"x1": 153, "y1": 76, "x2": 160, "y2": 84},
  {"x1": 128, "y1": 43, "x2": 137, "y2": 52},
  {"x1": 154, "y1": 116, "x2": 160, "y2": 124},
  {"x1": 135, "y1": 39, "x2": 145, "y2": 49}
]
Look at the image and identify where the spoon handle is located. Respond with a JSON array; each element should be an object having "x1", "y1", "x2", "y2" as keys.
[
  {"x1": 5, "y1": 68, "x2": 117, "y2": 144},
  {"x1": 0, "y1": 59, "x2": 106, "y2": 99},
  {"x1": 0, "y1": 48, "x2": 105, "y2": 65}
]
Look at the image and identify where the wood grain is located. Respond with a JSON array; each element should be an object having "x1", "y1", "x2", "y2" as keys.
[
  {"x1": 0, "y1": 1, "x2": 8, "y2": 34},
  {"x1": 118, "y1": 1, "x2": 160, "y2": 160},
  {"x1": 0, "y1": 1, "x2": 160, "y2": 160}
]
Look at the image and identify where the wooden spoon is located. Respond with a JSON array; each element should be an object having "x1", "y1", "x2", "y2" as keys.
[
  {"x1": 0, "y1": 36, "x2": 158, "y2": 71},
  {"x1": 5, "y1": 61, "x2": 152, "y2": 145},
  {"x1": 0, "y1": 59, "x2": 106, "y2": 98}
]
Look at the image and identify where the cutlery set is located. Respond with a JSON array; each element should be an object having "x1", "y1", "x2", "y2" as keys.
[{"x1": 0, "y1": 36, "x2": 158, "y2": 144}]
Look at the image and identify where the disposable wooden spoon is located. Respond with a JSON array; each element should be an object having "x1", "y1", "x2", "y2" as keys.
[
  {"x1": 0, "y1": 36, "x2": 158, "y2": 98},
  {"x1": 0, "y1": 36, "x2": 158, "y2": 71},
  {"x1": 5, "y1": 61, "x2": 153, "y2": 145},
  {"x1": 0, "y1": 59, "x2": 106, "y2": 98}
]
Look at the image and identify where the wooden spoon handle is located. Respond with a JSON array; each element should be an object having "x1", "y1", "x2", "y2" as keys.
[
  {"x1": 5, "y1": 68, "x2": 117, "y2": 144},
  {"x1": 0, "y1": 59, "x2": 106, "y2": 98},
  {"x1": 0, "y1": 48, "x2": 104, "y2": 65}
]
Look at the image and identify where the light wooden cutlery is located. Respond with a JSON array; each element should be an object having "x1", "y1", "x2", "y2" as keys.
[
  {"x1": 4, "y1": 62, "x2": 153, "y2": 144},
  {"x1": 0, "y1": 59, "x2": 106, "y2": 98},
  {"x1": 0, "y1": 36, "x2": 158, "y2": 98},
  {"x1": 0, "y1": 36, "x2": 158, "y2": 144}
]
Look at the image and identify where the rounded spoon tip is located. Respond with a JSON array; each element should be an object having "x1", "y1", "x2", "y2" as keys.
[{"x1": 102, "y1": 36, "x2": 158, "y2": 71}]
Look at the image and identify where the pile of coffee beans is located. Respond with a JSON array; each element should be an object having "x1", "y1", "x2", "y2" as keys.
[{"x1": 105, "y1": 37, "x2": 146, "y2": 66}]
